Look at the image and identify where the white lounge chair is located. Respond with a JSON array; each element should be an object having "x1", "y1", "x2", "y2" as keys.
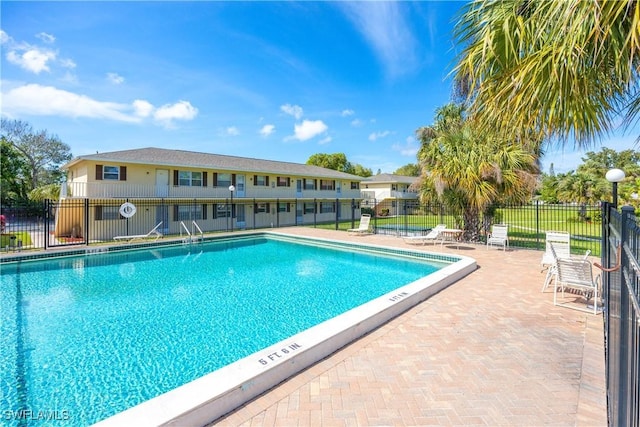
[
  {"x1": 486, "y1": 224, "x2": 509, "y2": 250},
  {"x1": 554, "y1": 256, "x2": 601, "y2": 315},
  {"x1": 403, "y1": 224, "x2": 446, "y2": 245},
  {"x1": 114, "y1": 222, "x2": 163, "y2": 242},
  {"x1": 347, "y1": 214, "x2": 372, "y2": 235}
]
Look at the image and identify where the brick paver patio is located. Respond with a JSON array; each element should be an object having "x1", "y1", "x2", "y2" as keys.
[{"x1": 214, "y1": 228, "x2": 606, "y2": 426}]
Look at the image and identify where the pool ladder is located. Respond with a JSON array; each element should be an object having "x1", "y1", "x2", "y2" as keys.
[{"x1": 180, "y1": 221, "x2": 204, "y2": 244}]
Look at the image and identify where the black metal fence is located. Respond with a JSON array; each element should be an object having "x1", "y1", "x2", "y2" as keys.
[
  {"x1": 356, "y1": 199, "x2": 601, "y2": 255},
  {"x1": 601, "y1": 202, "x2": 640, "y2": 427},
  {"x1": 1, "y1": 198, "x2": 603, "y2": 255}
]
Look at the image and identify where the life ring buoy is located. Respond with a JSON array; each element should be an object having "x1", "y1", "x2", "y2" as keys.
[{"x1": 119, "y1": 202, "x2": 137, "y2": 218}]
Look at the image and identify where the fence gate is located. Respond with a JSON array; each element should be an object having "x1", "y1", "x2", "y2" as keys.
[
  {"x1": 45, "y1": 199, "x2": 89, "y2": 248},
  {"x1": 601, "y1": 202, "x2": 640, "y2": 427}
]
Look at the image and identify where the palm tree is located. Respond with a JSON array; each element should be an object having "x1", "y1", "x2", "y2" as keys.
[
  {"x1": 453, "y1": 0, "x2": 640, "y2": 146},
  {"x1": 556, "y1": 172, "x2": 608, "y2": 221},
  {"x1": 416, "y1": 104, "x2": 539, "y2": 241}
]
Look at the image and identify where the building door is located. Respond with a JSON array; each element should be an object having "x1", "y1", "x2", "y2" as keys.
[
  {"x1": 236, "y1": 174, "x2": 245, "y2": 197},
  {"x1": 296, "y1": 179, "x2": 303, "y2": 197},
  {"x1": 296, "y1": 202, "x2": 303, "y2": 225},
  {"x1": 236, "y1": 204, "x2": 245, "y2": 229},
  {"x1": 156, "y1": 204, "x2": 169, "y2": 235},
  {"x1": 156, "y1": 169, "x2": 169, "y2": 197}
]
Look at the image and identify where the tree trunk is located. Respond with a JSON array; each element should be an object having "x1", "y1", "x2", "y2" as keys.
[{"x1": 462, "y1": 207, "x2": 482, "y2": 241}]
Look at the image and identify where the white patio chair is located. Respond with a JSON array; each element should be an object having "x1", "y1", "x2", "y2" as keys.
[
  {"x1": 486, "y1": 224, "x2": 509, "y2": 251},
  {"x1": 347, "y1": 214, "x2": 372, "y2": 235},
  {"x1": 554, "y1": 256, "x2": 601, "y2": 315},
  {"x1": 403, "y1": 224, "x2": 446, "y2": 245},
  {"x1": 541, "y1": 233, "x2": 591, "y2": 292}
]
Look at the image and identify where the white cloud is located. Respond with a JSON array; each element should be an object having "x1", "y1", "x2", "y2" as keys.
[
  {"x1": 107, "y1": 72, "x2": 124, "y2": 84},
  {"x1": 341, "y1": 109, "x2": 355, "y2": 117},
  {"x1": 133, "y1": 99, "x2": 153, "y2": 117},
  {"x1": 319, "y1": 136, "x2": 332, "y2": 145},
  {"x1": 368, "y1": 130, "x2": 390, "y2": 141},
  {"x1": 259, "y1": 124, "x2": 275, "y2": 137},
  {"x1": 1, "y1": 83, "x2": 198, "y2": 128},
  {"x1": 1, "y1": 30, "x2": 12, "y2": 45},
  {"x1": 290, "y1": 120, "x2": 328, "y2": 141},
  {"x1": 1, "y1": 83, "x2": 139, "y2": 122},
  {"x1": 59, "y1": 58, "x2": 76, "y2": 69},
  {"x1": 281, "y1": 103, "x2": 303, "y2": 119},
  {"x1": 154, "y1": 100, "x2": 198, "y2": 126},
  {"x1": 226, "y1": 126, "x2": 240, "y2": 136},
  {"x1": 7, "y1": 47, "x2": 57, "y2": 74},
  {"x1": 392, "y1": 138, "x2": 419, "y2": 157},
  {"x1": 351, "y1": 119, "x2": 364, "y2": 127},
  {"x1": 36, "y1": 32, "x2": 55, "y2": 44},
  {"x1": 339, "y1": 3, "x2": 417, "y2": 78}
]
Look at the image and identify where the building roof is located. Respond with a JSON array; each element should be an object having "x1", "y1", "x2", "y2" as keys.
[
  {"x1": 360, "y1": 174, "x2": 419, "y2": 185},
  {"x1": 63, "y1": 147, "x2": 363, "y2": 180}
]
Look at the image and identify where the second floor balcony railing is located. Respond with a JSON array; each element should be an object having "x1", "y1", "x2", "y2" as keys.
[
  {"x1": 63, "y1": 182, "x2": 362, "y2": 200},
  {"x1": 362, "y1": 190, "x2": 419, "y2": 200}
]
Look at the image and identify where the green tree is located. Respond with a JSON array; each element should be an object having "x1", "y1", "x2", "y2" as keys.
[
  {"x1": 416, "y1": 103, "x2": 539, "y2": 241},
  {"x1": 351, "y1": 164, "x2": 373, "y2": 178},
  {"x1": 0, "y1": 139, "x2": 30, "y2": 204},
  {"x1": 539, "y1": 173, "x2": 560, "y2": 204},
  {"x1": 393, "y1": 163, "x2": 420, "y2": 177},
  {"x1": 306, "y1": 152, "x2": 372, "y2": 177},
  {"x1": 1, "y1": 119, "x2": 72, "y2": 199},
  {"x1": 556, "y1": 172, "x2": 608, "y2": 221},
  {"x1": 453, "y1": 0, "x2": 640, "y2": 146}
]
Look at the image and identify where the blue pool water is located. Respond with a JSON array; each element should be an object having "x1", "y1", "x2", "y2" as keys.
[{"x1": 1, "y1": 236, "x2": 445, "y2": 425}]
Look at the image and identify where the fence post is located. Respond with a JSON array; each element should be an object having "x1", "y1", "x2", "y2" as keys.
[
  {"x1": 404, "y1": 200, "x2": 408, "y2": 236},
  {"x1": 535, "y1": 201, "x2": 540, "y2": 250},
  {"x1": 313, "y1": 198, "x2": 317, "y2": 227},
  {"x1": 84, "y1": 198, "x2": 90, "y2": 246},
  {"x1": 351, "y1": 198, "x2": 356, "y2": 229},
  {"x1": 44, "y1": 199, "x2": 50, "y2": 250},
  {"x1": 617, "y1": 205, "x2": 634, "y2": 424}
]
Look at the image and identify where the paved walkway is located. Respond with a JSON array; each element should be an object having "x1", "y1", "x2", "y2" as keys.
[{"x1": 215, "y1": 228, "x2": 606, "y2": 426}]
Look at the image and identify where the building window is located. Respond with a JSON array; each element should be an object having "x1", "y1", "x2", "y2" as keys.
[
  {"x1": 178, "y1": 171, "x2": 202, "y2": 187},
  {"x1": 95, "y1": 205, "x2": 122, "y2": 220},
  {"x1": 278, "y1": 202, "x2": 290, "y2": 212},
  {"x1": 303, "y1": 179, "x2": 316, "y2": 190},
  {"x1": 103, "y1": 166, "x2": 119, "y2": 180},
  {"x1": 175, "y1": 204, "x2": 203, "y2": 221},
  {"x1": 216, "y1": 173, "x2": 231, "y2": 187},
  {"x1": 254, "y1": 175, "x2": 269, "y2": 186},
  {"x1": 320, "y1": 202, "x2": 335, "y2": 213},
  {"x1": 277, "y1": 176, "x2": 290, "y2": 187},
  {"x1": 255, "y1": 203, "x2": 269, "y2": 213},
  {"x1": 96, "y1": 164, "x2": 127, "y2": 181},
  {"x1": 304, "y1": 202, "x2": 315, "y2": 214},
  {"x1": 215, "y1": 203, "x2": 230, "y2": 218},
  {"x1": 320, "y1": 180, "x2": 335, "y2": 190},
  {"x1": 351, "y1": 181, "x2": 360, "y2": 190}
]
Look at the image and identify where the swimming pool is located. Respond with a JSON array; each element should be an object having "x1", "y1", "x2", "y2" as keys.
[{"x1": 0, "y1": 232, "x2": 475, "y2": 426}]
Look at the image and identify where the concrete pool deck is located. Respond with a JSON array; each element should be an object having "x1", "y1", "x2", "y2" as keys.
[{"x1": 214, "y1": 227, "x2": 606, "y2": 426}]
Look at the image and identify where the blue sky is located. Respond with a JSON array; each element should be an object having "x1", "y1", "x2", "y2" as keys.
[{"x1": 1, "y1": 1, "x2": 636, "y2": 175}]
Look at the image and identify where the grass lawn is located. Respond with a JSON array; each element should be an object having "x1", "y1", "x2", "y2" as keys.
[
  {"x1": 311, "y1": 206, "x2": 602, "y2": 256},
  {"x1": 1, "y1": 231, "x2": 33, "y2": 248}
]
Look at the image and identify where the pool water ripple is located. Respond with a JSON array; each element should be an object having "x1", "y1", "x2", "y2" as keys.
[{"x1": 1, "y1": 237, "x2": 445, "y2": 425}]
